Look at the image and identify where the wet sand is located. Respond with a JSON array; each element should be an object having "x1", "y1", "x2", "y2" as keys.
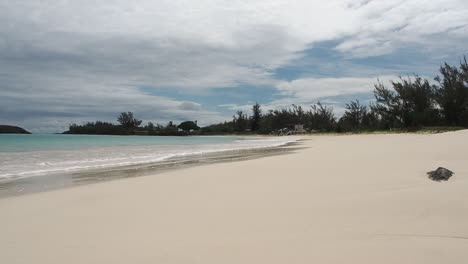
[{"x1": 0, "y1": 143, "x2": 301, "y2": 198}]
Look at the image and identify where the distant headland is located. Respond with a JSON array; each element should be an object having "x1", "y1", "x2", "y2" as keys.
[{"x1": 0, "y1": 125, "x2": 31, "y2": 134}]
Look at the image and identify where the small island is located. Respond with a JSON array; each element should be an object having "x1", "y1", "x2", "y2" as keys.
[{"x1": 0, "y1": 125, "x2": 31, "y2": 134}]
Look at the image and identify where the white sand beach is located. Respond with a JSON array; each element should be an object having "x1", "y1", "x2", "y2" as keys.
[{"x1": 1, "y1": 131, "x2": 468, "y2": 263}]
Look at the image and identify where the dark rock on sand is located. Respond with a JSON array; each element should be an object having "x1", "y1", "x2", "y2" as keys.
[{"x1": 427, "y1": 167, "x2": 454, "y2": 181}]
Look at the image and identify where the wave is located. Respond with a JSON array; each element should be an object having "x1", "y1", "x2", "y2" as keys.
[{"x1": 0, "y1": 136, "x2": 298, "y2": 181}]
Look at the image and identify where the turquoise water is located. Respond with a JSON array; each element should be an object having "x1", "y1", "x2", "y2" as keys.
[
  {"x1": 0, "y1": 134, "x2": 297, "y2": 180},
  {"x1": 0, "y1": 134, "x2": 243, "y2": 152}
]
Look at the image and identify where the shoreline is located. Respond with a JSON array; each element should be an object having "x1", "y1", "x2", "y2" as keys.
[
  {"x1": 1, "y1": 131, "x2": 467, "y2": 263},
  {"x1": 0, "y1": 140, "x2": 304, "y2": 199}
]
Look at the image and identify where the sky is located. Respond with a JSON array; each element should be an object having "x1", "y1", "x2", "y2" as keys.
[{"x1": 1, "y1": 0, "x2": 467, "y2": 133}]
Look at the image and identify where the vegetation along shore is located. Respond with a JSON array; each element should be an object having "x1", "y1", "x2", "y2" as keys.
[{"x1": 64, "y1": 57, "x2": 468, "y2": 136}]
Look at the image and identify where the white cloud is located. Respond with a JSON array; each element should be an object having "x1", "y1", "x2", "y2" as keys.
[
  {"x1": 275, "y1": 76, "x2": 397, "y2": 102},
  {"x1": 335, "y1": 0, "x2": 468, "y2": 57}
]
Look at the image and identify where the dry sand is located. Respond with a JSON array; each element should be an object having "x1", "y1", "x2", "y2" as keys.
[{"x1": 1, "y1": 131, "x2": 468, "y2": 263}]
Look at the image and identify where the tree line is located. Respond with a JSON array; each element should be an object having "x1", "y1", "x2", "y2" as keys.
[
  {"x1": 205, "y1": 57, "x2": 468, "y2": 134},
  {"x1": 65, "y1": 112, "x2": 200, "y2": 135},
  {"x1": 65, "y1": 57, "x2": 468, "y2": 135}
]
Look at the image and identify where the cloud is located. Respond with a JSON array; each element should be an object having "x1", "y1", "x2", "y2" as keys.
[
  {"x1": 0, "y1": 72, "x2": 228, "y2": 132},
  {"x1": 275, "y1": 76, "x2": 397, "y2": 102},
  {"x1": 335, "y1": 0, "x2": 468, "y2": 57},
  {"x1": 0, "y1": 0, "x2": 467, "y2": 131},
  {"x1": 178, "y1": 102, "x2": 202, "y2": 111},
  {"x1": 219, "y1": 76, "x2": 404, "y2": 118}
]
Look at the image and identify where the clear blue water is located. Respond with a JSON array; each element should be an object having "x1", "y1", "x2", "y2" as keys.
[
  {"x1": 0, "y1": 134, "x2": 243, "y2": 152},
  {"x1": 0, "y1": 134, "x2": 297, "y2": 180}
]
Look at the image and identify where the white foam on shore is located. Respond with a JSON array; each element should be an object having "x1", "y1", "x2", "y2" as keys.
[{"x1": 0, "y1": 136, "x2": 299, "y2": 181}]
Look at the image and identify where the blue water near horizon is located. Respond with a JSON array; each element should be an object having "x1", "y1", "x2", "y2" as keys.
[
  {"x1": 0, "y1": 133, "x2": 246, "y2": 153},
  {"x1": 0, "y1": 134, "x2": 297, "y2": 180}
]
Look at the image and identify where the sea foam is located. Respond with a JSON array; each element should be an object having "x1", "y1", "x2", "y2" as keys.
[{"x1": 0, "y1": 135, "x2": 298, "y2": 180}]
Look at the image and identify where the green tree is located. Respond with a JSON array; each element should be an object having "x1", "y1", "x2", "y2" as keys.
[
  {"x1": 177, "y1": 121, "x2": 200, "y2": 132},
  {"x1": 233, "y1": 111, "x2": 248, "y2": 132},
  {"x1": 339, "y1": 100, "x2": 367, "y2": 131},
  {"x1": 372, "y1": 80, "x2": 401, "y2": 129},
  {"x1": 147, "y1": 122, "x2": 155, "y2": 133},
  {"x1": 307, "y1": 102, "x2": 336, "y2": 131},
  {"x1": 392, "y1": 76, "x2": 437, "y2": 127},
  {"x1": 372, "y1": 76, "x2": 438, "y2": 128},
  {"x1": 250, "y1": 103, "x2": 262, "y2": 131},
  {"x1": 434, "y1": 59, "x2": 468, "y2": 126},
  {"x1": 117, "y1": 112, "x2": 142, "y2": 128}
]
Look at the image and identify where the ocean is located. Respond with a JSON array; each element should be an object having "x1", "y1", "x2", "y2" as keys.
[{"x1": 0, "y1": 134, "x2": 297, "y2": 182}]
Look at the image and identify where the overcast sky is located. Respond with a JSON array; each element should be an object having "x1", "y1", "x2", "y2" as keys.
[{"x1": 1, "y1": 0, "x2": 467, "y2": 132}]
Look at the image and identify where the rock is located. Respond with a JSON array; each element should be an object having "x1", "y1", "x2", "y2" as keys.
[{"x1": 427, "y1": 167, "x2": 454, "y2": 181}]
